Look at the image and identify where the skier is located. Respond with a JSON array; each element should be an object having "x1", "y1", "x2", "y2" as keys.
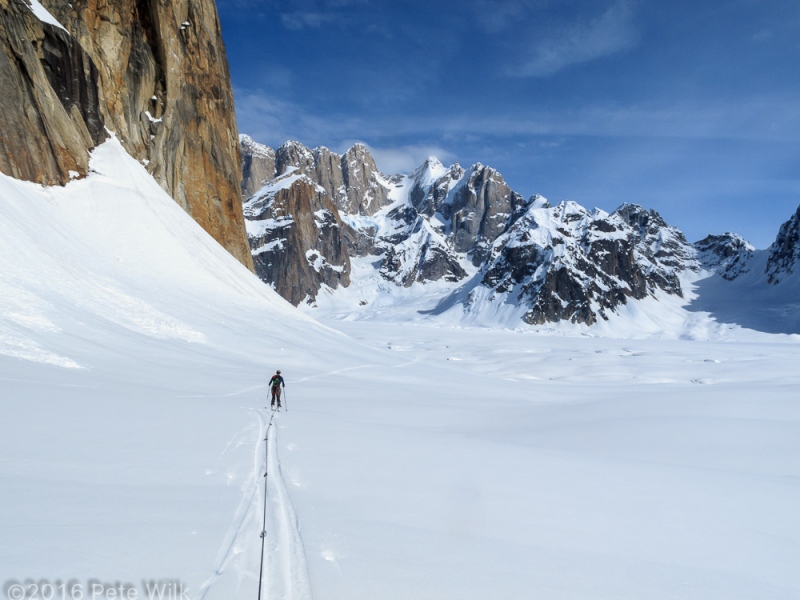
[{"x1": 269, "y1": 370, "x2": 285, "y2": 410}]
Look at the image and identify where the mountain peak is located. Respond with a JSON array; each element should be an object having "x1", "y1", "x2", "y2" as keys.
[
  {"x1": 239, "y1": 134, "x2": 274, "y2": 159},
  {"x1": 766, "y1": 204, "x2": 800, "y2": 284}
]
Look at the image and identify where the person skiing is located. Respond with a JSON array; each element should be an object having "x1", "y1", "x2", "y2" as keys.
[{"x1": 269, "y1": 370, "x2": 285, "y2": 410}]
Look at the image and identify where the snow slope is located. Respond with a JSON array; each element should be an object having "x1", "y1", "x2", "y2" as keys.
[
  {"x1": 2, "y1": 139, "x2": 800, "y2": 599},
  {"x1": 688, "y1": 249, "x2": 800, "y2": 334}
]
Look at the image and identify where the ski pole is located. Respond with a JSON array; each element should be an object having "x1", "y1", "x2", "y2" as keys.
[{"x1": 283, "y1": 387, "x2": 288, "y2": 412}]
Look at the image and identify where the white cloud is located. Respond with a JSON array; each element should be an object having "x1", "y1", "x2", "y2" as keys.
[
  {"x1": 233, "y1": 88, "x2": 456, "y2": 174},
  {"x1": 281, "y1": 11, "x2": 338, "y2": 30},
  {"x1": 509, "y1": 1, "x2": 638, "y2": 77},
  {"x1": 233, "y1": 87, "x2": 367, "y2": 147},
  {"x1": 340, "y1": 142, "x2": 458, "y2": 174},
  {"x1": 471, "y1": 0, "x2": 542, "y2": 34}
]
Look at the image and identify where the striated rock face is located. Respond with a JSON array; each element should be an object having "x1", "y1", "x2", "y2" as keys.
[
  {"x1": 241, "y1": 134, "x2": 276, "y2": 199},
  {"x1": 340, "y1": 144, "x2": 391, "y2": 215},
  {"x1": 243, "y1": 169, "x2": 350, "y2": 305},
  {"x1": 240, "y1": 138, "x2": 397, "y2": 303},
  {"x1": 446, "y1": 164, "x2": 528, "y2": 261},
  {"x1": 0, "y1": 0, "x2": 104, "y2": 183},
  {"x1": 0, "y1": 0, "x2": 252, "y2": 270},
  {"x1": 312, "y1": 146, "x2": 347, "y2": 208},
  {"x1": 765, "y1": 205, "x2": 800, "y2": 284}
]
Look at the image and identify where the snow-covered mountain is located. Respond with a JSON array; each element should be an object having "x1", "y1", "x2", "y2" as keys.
[
  {"x1": 240, "y1": 136, "x2": 800, "y2": 332},
  {"x1": 449, "y1": 201, "x2": 697, "y2": 326},
  {"x1": 694, "y1": 233, "x2": 755, "y2": 280},
  {"x1": 687, "y1": 208, "x2": 800, "y2": 334},
  {"x1": 242, "y1": 137, "x2": 800, "y2": 329}
]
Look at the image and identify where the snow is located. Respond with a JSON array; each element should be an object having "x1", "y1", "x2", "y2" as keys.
[
  {"x1": 2, "y1": 138, "x2": 800, "y2": 599},
  {"x1": 688, "y1": 249, "x2": 800, "y2": 334},
  {"x1": 306, "y1": 249, "x2": 345, "y2": 274},
  {"x1": 143, "y1": 110, "x2": 163, "y2": 124},
  {"x1": 245, "y1": 216, "x2": 294, "y2": 238},
  {"x1": 25, "y1": 0, "x2": 68, "y2": 32}
]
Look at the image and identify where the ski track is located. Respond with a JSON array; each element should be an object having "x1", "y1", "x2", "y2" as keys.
[
  {"x1": 267, "y1": 414, "x2": 315, "y2": 600},
  {"x1": 294, "y1": 358, "x2": 418, "y2": 384},
  {"x1": 176, "y1": 382, "x2": 269, "y2": 399},
  {"x1": 293, "y1": 363, "x2": 380, "y2": 383},
  {"x1": 199, "y1": 409, "x2": 266, "y2": 600}
]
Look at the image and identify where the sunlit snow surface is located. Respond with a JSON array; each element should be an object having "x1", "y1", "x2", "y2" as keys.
[{"x1": 2, "y1": 139, "x2": 799, "y2": 600}]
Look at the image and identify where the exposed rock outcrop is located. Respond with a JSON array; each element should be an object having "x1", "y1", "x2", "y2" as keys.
[
  {"x1": 471, "y1": 202, "x2": 695, "y2": 325},
  {"x1": 0, "y1": 0, "x2": 103, "y2": 183},
  {"x1": 243, "y1": 169, "x2": 351, "y2": 305},
  {"x1": 340, "y1": 144, "x2": 391, "y2": 215},
  {"x1": 694, "y1": 233, "x2": 754, "y2": 280},
  {"x1": 446, "y1": 164, "x2": 528, "y2": 262},
  {"x1": 240, "y1": 139, "x2": 397, "y2": 301},
  {"x1": 0, "y1": 0, "x2": 252, "y2": 269},
  {"x1": 765, "y1": 205, "x2": 800, "y2": 284},
  {"x1": 241, "y1": 134, "x2": 275, "y2": 198}
]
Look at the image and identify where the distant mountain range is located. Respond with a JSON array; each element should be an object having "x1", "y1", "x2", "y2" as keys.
[{"x1": 240, "y1": 135, "x2": 800, "y2": 332}]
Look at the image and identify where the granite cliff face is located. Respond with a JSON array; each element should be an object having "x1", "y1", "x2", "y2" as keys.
[
  {"x1": 240, "y1": 138, "x2": 397, "y2": 302},
  {"x1": 243, "y1": 168, "x2": 350, "y2": 305},
  {"x1": 0, "y1": 0, "x2": 103, "y2": 183},
  {"x1": 241, "y1": 134, "x2": 275, "y2": 198},
  {"x1": 0, "y1": 0, "x2": 252, "y2": 269}
]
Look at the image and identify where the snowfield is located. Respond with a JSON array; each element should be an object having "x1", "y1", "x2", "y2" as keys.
[{"x1": 2, "y1": 139, "x2": 799, "y2": 600}]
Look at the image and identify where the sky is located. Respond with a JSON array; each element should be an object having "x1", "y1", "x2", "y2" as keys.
[{"x1": 217, "y1": 0, "x2": 800, "y2": 248}]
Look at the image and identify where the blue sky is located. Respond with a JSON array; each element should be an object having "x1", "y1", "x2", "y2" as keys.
[{"x1": 218, "y1": 0, "x2": 800, "y2": 247}]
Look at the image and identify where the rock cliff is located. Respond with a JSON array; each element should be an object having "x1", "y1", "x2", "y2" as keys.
[
  {"x1": 765, "y1": 206, "x2": 800, "y2": 284},
  {"x1": 243, "y1": 168, "x2": 350, "y2": 305},
  {"x1": 0, "y1": 0, "x2": 252, "y2": 269},
  {"x1": 0, "y1": 0, "x2": 103, "y2": 183}
]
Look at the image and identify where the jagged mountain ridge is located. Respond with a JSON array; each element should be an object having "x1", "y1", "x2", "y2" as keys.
[{"x1": 240, "y1": 136, "x2": 800, "y2": 327}]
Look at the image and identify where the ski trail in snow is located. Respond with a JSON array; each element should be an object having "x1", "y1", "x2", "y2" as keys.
[
  {"x1": 199, "y1": 410, "x2": 265, "y2": 599},
  {"x1": 294, "y1": 357, "x2": 418, "y2": 383},
  {"x1": 176, "y1": 383, "x2": 268, "y2": 399},
  {"x1": 293, "y1": 363, "x2": 380, "y2": 383},
  {"x1": 266, "y1": 416, "x2": 314, "y2": 600}
]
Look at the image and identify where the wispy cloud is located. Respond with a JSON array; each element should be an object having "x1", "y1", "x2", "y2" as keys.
[
  {"x1": 508, "y1": 1, "x2": 638, "y2": 77},
  {"x1": 235, "y1": 84, "x2": 800, "y2": 160},
  {"x1": 233, "y1": 88, "x2": 457, "y2": 173},
  {"x1": 281, "y1": 11, "x2": 339, "y2": 30},
  {"x1": 346, "y1": 143, "x2": 458, "y2": 174},
  {"x1": 471, "y1": 0, "x2": 542, "y2": 34},
  {"x1": 277, "y1": 0, "x2": 369, "y2": 30}
]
